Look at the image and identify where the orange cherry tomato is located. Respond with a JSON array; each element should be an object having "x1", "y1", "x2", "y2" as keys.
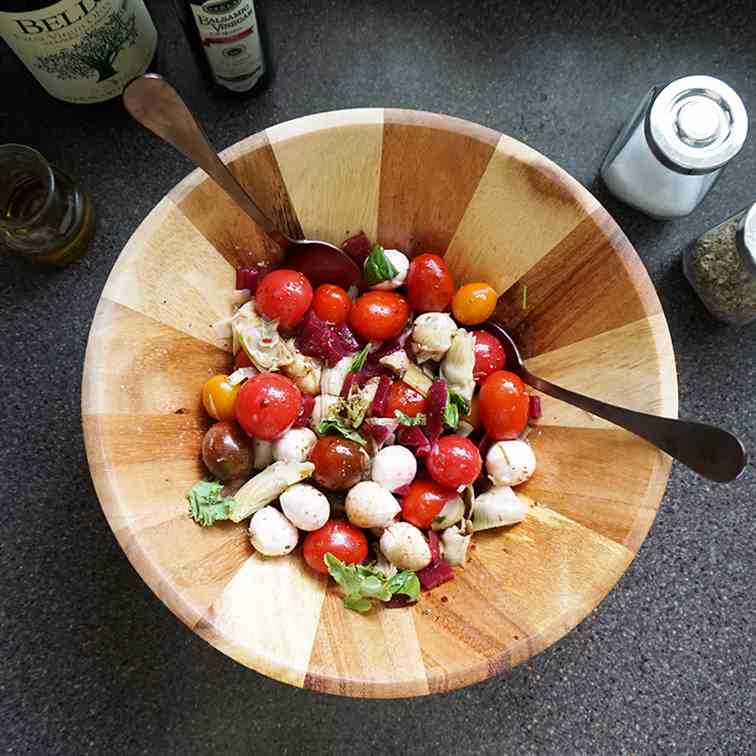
[
  {"x1": 349, "y1": 291, "x2": 410, "y2": 341},
  {"x1": 303, "y1": 520, "x2": 369, "y2": 575},
  {"x1": 202, "y1": 374, "x2": 240, "y2": 421},
  {"x1": 452, "y1": 282, "x2": 497, "y2": 325},
  {"x1": 463, "y1": 395, "x2": 482, "y2": 430},
  {"x1": 312, "y1": 283, "x2": 352, "y2": 324},
  {"x1": 426, "y1": 435, "x2": 482, "y2": 489},
  {"x1": 255, "y1": 269, "x2": 313, "y2": 329},
  {"x1": 235, "y1": 373, "x2": 301, "y2": 440},
  {"x1": 479, "y1": 370, "x2": 529, "y2": 440},
  {"x1": 385, "y1": 380, "x2": 427, "y2": 419},
  {"x1": 401, "y1": 479, "x2": 458, "y2": 529},
  {"x1": 406, "y1": 252, "x2": 454, "y2": 313}
]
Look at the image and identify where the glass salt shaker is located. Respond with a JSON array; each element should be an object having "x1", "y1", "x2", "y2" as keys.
[
  {"x1": 683, "y1": 202, "x2": 756, "y2": 326},
  {"x1": 601, "y1": 75, "x2": 748, "y2": 219}
]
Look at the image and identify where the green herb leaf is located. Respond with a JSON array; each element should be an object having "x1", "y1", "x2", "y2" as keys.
[
  {"x1": 364, "y1": 244, "x2": 399, "y2": 285},
  {"x1": 394, "y1": 410, "x2": 427, "y2": 427},
  {"x1": 443, "y1": 389, "x2": 469, "y2": 430},
  {"x1": 349, "y1": 344, "x2": 371, "y2": 372},
  {"x1": 324, "y1": 553, "x2": 419, "y2": 613},
  {"x1": 314, "y1": 419, "x2": 367, "y2": 446},
  {"x1": 187, "y1": 479, "x2": 235, "y2": 527}
]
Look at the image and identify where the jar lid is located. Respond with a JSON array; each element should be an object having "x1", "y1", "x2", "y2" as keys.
[
  {"x1": 736, "y1": 202, "x2": 756, "y2": 277},
  {"x1": 647, "y1": 75, "x2": 748, "y2": 174}
]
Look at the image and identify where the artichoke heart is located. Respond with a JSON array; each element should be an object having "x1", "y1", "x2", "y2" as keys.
[{"x1": 232, "y1": 301, "x2": 293, "y2": 372}]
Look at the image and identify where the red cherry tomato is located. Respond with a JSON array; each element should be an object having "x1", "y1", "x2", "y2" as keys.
[
  {"x1": 401, "y1": 479, "x2": 458, "y2": 529},
  {"x1": 255, "y1": 269, "x2": 313, "y2": 329},
  {"x1": 426, "y1": 435, "x2": 482, "y2": 489},
  {"x1": 406, "y1": 253, "x2": 454, "y2": 313},
  {"x1": 479, "y1": 370, "x2": 529, "y2": 440},
  {"x1": 235, "y1": 373, "x2": 301, "y2": 440},
  {"x1": 312, "y1": 284, "x2": 352, "y2": 325},
  {"x1": 349, "y1": 291, "x2": 410, "y2": 341},
  {"x1": 303, "y1": 519, "x2": 369, "y2": 574},
  {"x1": 234, "y1": 349, "x2": 253, "y2": 369},
  {"x1": 385, "y1": 380, "x2": 427, "y2": 419},
  {"x1": 472, "y1": 331, "x2": 506, "y2": 382}
]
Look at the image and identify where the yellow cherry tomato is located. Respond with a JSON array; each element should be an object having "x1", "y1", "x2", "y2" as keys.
[
  {"x1": 202, "y1": 374, "x2": 239, "y2": 421},
  {"x1": 452, "y1": 282, "x2": 498, "y2": 325},
  {"x1": 463, "y1": 396, "x2": 482, "y2": 430}
]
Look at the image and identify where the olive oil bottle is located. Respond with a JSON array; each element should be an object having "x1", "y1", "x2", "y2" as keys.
[{"x1": 0, "y1": 0, "x2": 158, "y2": 104}]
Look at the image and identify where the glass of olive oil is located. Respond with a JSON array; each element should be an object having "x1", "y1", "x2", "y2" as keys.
[{"x1": 0, "y1": 144, "x2": 94, "y2": 267}]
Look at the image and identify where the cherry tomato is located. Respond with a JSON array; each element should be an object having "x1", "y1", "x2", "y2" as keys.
[
  {"x1": 401, "y1": 479, "x2": 458, "y2": 529},
  {"x1": 309, "y1": 436, "x2": 367, "y2": 491},
  {"x1": 234, "y1": 350, "x2": 253, "y2": 369},
  {"x1": 312, "y1": 284, "x2": 352, "y2": 325},
  {"x1": 202, "y1": 421, "x2": 253, "y2": 481},
  {"x1": 426, "y1": 435, "x2": 482, "y2": 489},
  {"x1": 472, "y1": 331, "x2": 506, "y2": 382},
  {"x1": 255, "y1": 269, "x2": 313, "y2": 329},
  {"x1": 202, "y1": 374, "x2": 240, "y2": 421},
  {"x1": 479, "y1": 370, "x2": 529, "y2": 440},
  {"x1": 452, "y1": 282, "x2": 498, "y2": 325},
  {"x1": 463, "y1": 395, "x2": 482, "y2": 430},
  {"x1": 303, "y1": 519, "x2": 369, "y2": 574},
  {"x1": 406, "y1": 253, "x2": 454, "y2": 313},
  {"x1": 349, "y1": 291, "x2": 410, "y2": 341},
  {"x1": 385, "y1": 380, "x2": 427, "y2": 419},
  {"x1": 235, "y1": 373, "x2": 301, "y2": 440}
]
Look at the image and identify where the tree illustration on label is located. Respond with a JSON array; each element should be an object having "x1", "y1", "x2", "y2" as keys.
[{"x1": 36, "y1": 6, "x2": 138, "y2": 83}]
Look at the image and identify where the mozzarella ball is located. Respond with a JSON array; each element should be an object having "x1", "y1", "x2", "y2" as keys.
[
  {"x1": 273, "y1": 427, "x2": 318, "y2": 463},
  {"x1": 345, "y1": 481, "x2": 401, "y2": 528},
  {"x1": 248, "y1": 507, "x2": 298, "y2": 556},
  {"x1": 279, "y1": 483, "x2": 330, "y2": 531},
  {"x1": 371, "y1": 445, "x2": 417, "y2": 493},
  {"x1": 379, "y1": 522, "x2": 432, "y2": 570},
  {"x1": 486, "y1": 440, "x2": 536, "y2": 486},
  {"x1": 370, "y1": 249, "x2": 410, "y2": 290}
]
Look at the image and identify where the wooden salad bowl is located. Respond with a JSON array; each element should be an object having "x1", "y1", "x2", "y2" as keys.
[{"x1": 82, "y1": 109, "x2": 678, "y2": 698}]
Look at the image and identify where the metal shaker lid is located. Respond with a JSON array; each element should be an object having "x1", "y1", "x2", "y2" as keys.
[
  {"x1": 736, "y1": 202, "x2": 756, "y2": 277},
  {"x1": 647, "y1": 75, "x2": 748, "y2": 174}
]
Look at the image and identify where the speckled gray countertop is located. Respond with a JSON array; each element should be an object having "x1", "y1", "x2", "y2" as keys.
[{"x1": 1, "y1": 1, "x2": 754, "y2": 753}]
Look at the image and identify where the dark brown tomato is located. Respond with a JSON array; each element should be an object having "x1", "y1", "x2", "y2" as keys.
[
  {"x1": 202, "y1": 421, "x2": 254, "y2": 481},
  {"x1": 309, "y1": 436, "x2": 367, "y2": 491}
]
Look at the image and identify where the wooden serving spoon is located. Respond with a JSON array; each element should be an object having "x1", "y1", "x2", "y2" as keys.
[
  {"x1": 122, "y1": 74, "x2": 362, "y2": 290},
  {"x1": 483, "y1": 319, "x2": 747, "y2": 482}
]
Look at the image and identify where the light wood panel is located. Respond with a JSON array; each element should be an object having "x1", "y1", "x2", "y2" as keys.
[{"x1": 82, "y1": 109, "x2": 676, "y2": 698}]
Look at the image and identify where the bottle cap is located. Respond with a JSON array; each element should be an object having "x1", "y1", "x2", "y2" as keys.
[
  {"x1": 647, "y1": 75, "x2": 748, "y2": 174},
  {"x1": 736, "y1": 202, "x2": 756, "y2": 277}
]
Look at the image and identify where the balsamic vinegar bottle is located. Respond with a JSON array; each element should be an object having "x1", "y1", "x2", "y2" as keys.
[
  {"x1": 174, "y1": 0, "x2": 269, "y2": 95},
  {"x1": 0, "y1": 0, "x2": 158, "y2": 104}
]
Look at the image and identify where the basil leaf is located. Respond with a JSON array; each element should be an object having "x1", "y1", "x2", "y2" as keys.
[
  {"x1": 349, "y1": 344, "x2": 370, "y2": 372},
  {"x1": 314, "y1": 419, "x2": 367, "y2": 446},
  {"x1": 364, "y1": 244, "x2": 399, "y2": 285},
  {"x1": 187, "y1": 479, "x2": 235, "y2": 527},
  {"x1": 394, "y1": 411, "x2": 427, "y2": 427},
  {"x1": 443, "y1": 389, "x2": 469, "y2": 430},
  {"x1": 324, "y1": 553, "x2": 420, "y2": 613}
]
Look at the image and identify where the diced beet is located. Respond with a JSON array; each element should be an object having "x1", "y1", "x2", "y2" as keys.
[
  {"x1": 417, "y1": 560, "x2": 455, "y2": 590},
  {"x1": 334, "y1": 322, "x2": 361, "y2": 353},
  {"x1": 363, "y1": 417, "x2": 398, "y2": 448},
  {"x1": 426, "y1": 379, "x2": 447, "y2": 443},
  {"x1": 397, "y1": 426, "x2": 432, "y2": 456},
  {"x1": 370, "y1": 375, "x2": 392, "y2": 416},
  {"x1": 341, "y1": 231, "x2": 372, "y2": 265},
  {"x1": 294, "y1": 394, "x2": 315, "y2": 427},
  {"x1": 340, "y1": 372, "x2": 358, "y2": 398},
  {"x1": 385, "y1": 594, "x2": 416, "y2": 608},
  {"x1": 529, "y1": 394, "x2": 542, "y2": 420},
  {"x1": 427, "y1": 529, "x2": 442, "y2": 564},
  {"x1": 235, "y1": 267, "x2": 260, "y2": 292},
  {"x1": 295, "y1": 311, "x2": 359, "y2": 367},
  {"x1": 371, "y1": 328, "x2": 412, "y2": 361}
]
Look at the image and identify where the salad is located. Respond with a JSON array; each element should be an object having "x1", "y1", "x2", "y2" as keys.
[{"x1": 187, "y1": 232, "x2": 541, "y2": 613}]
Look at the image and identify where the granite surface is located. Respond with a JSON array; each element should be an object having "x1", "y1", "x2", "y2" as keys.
[{"x1": 1, "y1": 1, "x2": 754, "y2": 754}]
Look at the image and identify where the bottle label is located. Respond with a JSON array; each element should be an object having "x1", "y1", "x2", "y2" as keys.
[
  {"x1": 190, "y1": 0, "x2": 265, "y2": 92},
  {"x1": 0, "y1": 0, "x2": 157, "y2": 104}
]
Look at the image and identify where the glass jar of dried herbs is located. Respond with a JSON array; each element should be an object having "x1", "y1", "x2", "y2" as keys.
[{"x1": 683, "y1": 202, "x2": 756, "y2": 326}]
